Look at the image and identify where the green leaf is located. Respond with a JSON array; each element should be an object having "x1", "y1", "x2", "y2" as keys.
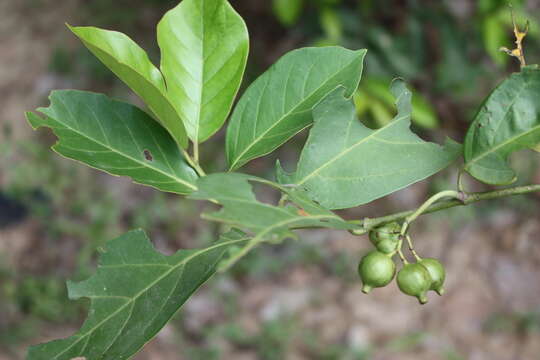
[
  {"x1": 464, "y1": 66, "x2": 540, "y2": 185},
  {"x1": 157, "y1": 0, "x2": 249, "y2": 142},
  {"x1": 26, "y1": 90, "x2": 198, "y2": 194},
  {"x1": 273, "y1": 0, "x2": 304, "y2": 26},
  {"x1": 189, "y1": 173, "x2": 353, "y2": 269},
  {"x1": 190, "y1": 173, "x2": 351, "y2": 230},
  {"x1": 69, "y1": 25, "x2": 188, "y2": 149},
  {"x1": 277, "y1": 80, "x2": 462, "y2": 210},
  {"x1": 27, "y1": 229, "x2": 250, "y2": 360},
  {"x1": 226, "y1": 47, "x2": 367, "y2": 170}
]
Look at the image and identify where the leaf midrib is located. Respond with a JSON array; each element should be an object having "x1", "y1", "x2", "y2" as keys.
[
  {"x1": 79, "y1": 36, "x2": 188, "y2": 147},
  {"x1": 465, "y1": 121, "x2": 540, "y2": 170},
  {"x1": 43, "y1": 111, "x2": 197, "y2": 191},
  {"x1": 51, "y1": 236, "x2": 249, "y2": 360},
  {"x1": 228, "y1": 52, "x2": 362, "y2": 170},
  {"x1": 296, "y1": 113, "x2": 407, "y2": 186}
]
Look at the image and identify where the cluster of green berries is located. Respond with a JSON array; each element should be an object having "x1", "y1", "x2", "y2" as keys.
[{"x1": 357, "y1": 222, "x2": 446, "y2": 304}]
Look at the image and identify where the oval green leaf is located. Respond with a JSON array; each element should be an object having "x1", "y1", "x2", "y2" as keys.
[
  {"x1": 157, "y1": 0, "x2": 249, "y2": 142},
  {"x1": 69, "y1": 25, "x2": 188, "y2": 149},
  {"x1": 26, "y1": 90, "x2": 198, "y2": 194},
  {"x1": 464, "y1": 66, "x2": 540, "y2": 185},
  {"x1": 226, "y1": 47, "x2": 367, "y2": 170}
]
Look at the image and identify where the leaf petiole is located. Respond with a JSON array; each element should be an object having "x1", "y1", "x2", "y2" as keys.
[{"x1": 181, "y1": 147, "x2": 206, "y2": 177}]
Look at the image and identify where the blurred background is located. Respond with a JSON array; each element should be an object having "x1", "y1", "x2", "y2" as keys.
[{"x1": 2, "y1": 0, "x2": 540, "y2": 359}]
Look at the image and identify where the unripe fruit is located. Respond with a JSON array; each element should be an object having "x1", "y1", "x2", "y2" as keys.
[
  {"x1": 397, "y1": 263, "x2": 431, "y2": 304},
  {"x1": 369, "y1": 222, "x2": 400, "y2": 254},
  {"x1": 419, "y1": 258, "x2": 446, "y2": 295},
  {"x1": 376, "y1": 239, "x2": 399, "y2": 254},
  {"x1": 358, "y1": 251, "x2": 396, "y2": 294}
]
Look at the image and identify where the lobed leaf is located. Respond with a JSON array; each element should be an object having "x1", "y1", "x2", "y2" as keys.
[
  {"x1": 277, "y1": 80, "x2": 462, "y2": 210},
  {"x1": 26, "y1": 90, "x2": 198, "y2": 194},
  {"x1": 226, "y1": 47, "x2": 367, "y2": 170},
  {"x1": 27, "y1": 229, "x2": 250, "y2": 360},
  {"x1": 69, "y1": 25, "x2": 188, "y2": 148},
  {"x1": 189, "y1": 173, "x2": 353, "y2": 268},
  {"x1": 464, "y1": 66, "x2": 540, "y2": 185},
  {"x1": 158, "y1": 0, "x2": 249, "y2": 142}
]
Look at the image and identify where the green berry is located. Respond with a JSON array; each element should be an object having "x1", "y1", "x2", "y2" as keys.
[
  {"x1": 397, "y1": 263, "x2": 431, "y2": 304},
  {"x1": 419, "y1": 258, "x2": 446, "y2": 296},
  {"x1": 358, "y1": 250, "x2": 396, "y2": 294},
  {"x1": 376, "y1": 239, "x2": 398, "y2": 254},
  {"x1": 369, "y1": 222, "x2": 400, "y2": 254}
]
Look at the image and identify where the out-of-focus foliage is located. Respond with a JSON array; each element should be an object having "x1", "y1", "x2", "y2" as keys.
[{"x1": 272, "y1": 0, "x2": 540, "y2": 130}]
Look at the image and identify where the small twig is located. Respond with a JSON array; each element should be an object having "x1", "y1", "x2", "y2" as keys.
[
  {"x1": 405, "y1": 235, "x2": 422, "y2": 261},
  {"x1": 396, "y1": 238, "x2": 408, "y2": 264},
  {"x1": 457, "y1": 169, "x2": 469, "y2": 194},
  {"x1": 351, "y1": 184, "x2": 540, "y2": 235},
  {"x1": 499, "y1": 7, "x2": 529, "y2": 68}
]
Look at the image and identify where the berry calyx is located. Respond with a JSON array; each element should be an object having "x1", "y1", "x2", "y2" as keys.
[
  {"x1": 358, "y1": 250, "x2": 396, "y2": 294},
  {"x1": 397, "y1": 263, "x2": 431, "y2": 304},
  {"x1": 419, "y1": 258, "x2": 446, "y2": 295}
]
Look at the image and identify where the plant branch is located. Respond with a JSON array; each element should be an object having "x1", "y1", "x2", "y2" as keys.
[{"x1": 351, "y1": 184, "x2": 540, "y2": 235}]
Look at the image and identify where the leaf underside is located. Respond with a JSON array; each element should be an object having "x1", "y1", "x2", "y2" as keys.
[
  {"x1": 27, "y1": 229, "x2": 250, "y2": 360},
  {"x1": 26, "y1": 90, "x2": 198, "y2": 195},
  {"x1": 158, "y1": 0, "x2": 249, "y2": 142},
  {"x1": 69, "y1": 25, "x2": 189, "y2": 149},
  {"x1": 464, "y1": 65, "x2": 540, "y2": 185},
  {"x1": 226, "y1": 46, "x2": 367, "y2": 170},
  {"x1": 278, "y1": 80, "x2": 462, "y2": 210}
]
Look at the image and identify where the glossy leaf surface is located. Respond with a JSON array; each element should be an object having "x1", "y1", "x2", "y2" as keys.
[
  {"x1": 464, "y1": 66, "x2": 540, "y2": 185},
  {"x1": 226, "y1": 47, "x2": 367, "y2": 170},
  {"x1": 27, "y1": 229, "x2": 249, "y2": 360},
  {"x1": 69, "y1": 25, "x2": 188, "y2": 148},
  {"x1": 26, "y1": 91, "x2": 198, "y2": 194},
  {"x1": 158, "y1": 0, "x2": 249, "y2": 142},
  {"x1": 278, "y1": 80, "x2": 462, "y2": 209}
]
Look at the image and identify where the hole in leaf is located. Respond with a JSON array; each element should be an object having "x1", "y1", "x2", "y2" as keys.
[
  {"x1": 250, "y1": 181, "x2": 281, "y2": 206},
  {"x1": 143, "y1": 149, "x2": 153, "y2": 161}
]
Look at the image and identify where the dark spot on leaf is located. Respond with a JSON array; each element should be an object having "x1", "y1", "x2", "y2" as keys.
[{"x1": 144, "y1": 149, "x2": 153, "y2": 161}]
